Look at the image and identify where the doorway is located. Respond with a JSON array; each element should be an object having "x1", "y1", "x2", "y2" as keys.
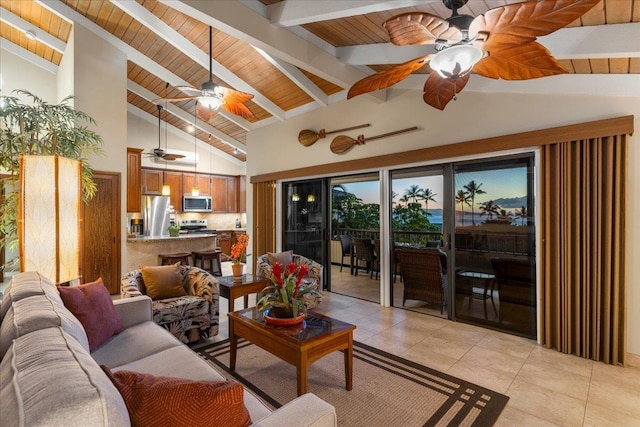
[{"x1": 82, "y1": 171, "x2": 121, "y2": 294}]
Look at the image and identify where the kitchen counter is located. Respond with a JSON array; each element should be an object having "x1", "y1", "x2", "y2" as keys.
[
  {"x1": 126, "y1": 234, "x2": 218, "y2": 272},
  {"x1": 127, "y1": 234, "x2": 216, "y2": 243}
]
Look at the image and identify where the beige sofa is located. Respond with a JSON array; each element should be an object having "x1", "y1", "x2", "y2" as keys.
[{"x1": 0, "y1": 271, "x2": 337, "y2": 426}]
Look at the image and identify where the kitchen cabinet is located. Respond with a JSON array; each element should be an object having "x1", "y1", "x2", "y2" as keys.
[
  {"x1": 212, "y1": 176, "x2": 238, "y2": 213},
  {"x1": 164, "y1": 171, "x2": 183, "y2": 212},
  {"x1": 217, "y1": 231, "x2": 232, "y2": 260},
  {"x1": 142, "y1": 169, "x2": 163, "y2": 195},
  {"x1": 126, "y1": 148, "x2": 143, "y2": 212},
  {"x1": 182, "y1": 173, "x2": 211, "y2": 196},
  {"x1": 239, "y1": 175, "x2": 246, "y2": 213}
]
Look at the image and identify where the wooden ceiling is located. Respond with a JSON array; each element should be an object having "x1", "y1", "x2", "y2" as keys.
[{"x1": 1, "y1": 0, "x2": 638, "y2": 162}]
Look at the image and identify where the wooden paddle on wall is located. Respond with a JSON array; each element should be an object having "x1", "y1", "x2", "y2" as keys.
[
  {"x1": 330, "y1": 126, "x2": 419, "y2": 154},
  {"x1": 298, "y1": 123, "x2": 370, "y2": 147}
]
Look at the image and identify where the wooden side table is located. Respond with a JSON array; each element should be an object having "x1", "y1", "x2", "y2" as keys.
[{"x1": 217, "y1": 274, "x2": 270, "y2": 314}]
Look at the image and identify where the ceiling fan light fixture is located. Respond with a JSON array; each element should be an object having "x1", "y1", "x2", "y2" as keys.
[
  {"x1": 198, "y1": 95, "x2": 223, "y2": 110},
  {"x1": 430, "y1": 44, "x2": 483, "y2": 78}
]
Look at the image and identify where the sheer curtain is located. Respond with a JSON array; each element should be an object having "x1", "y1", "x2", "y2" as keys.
[{"x1": 541, "y1": 134, "x2": 627, "y2": 365}]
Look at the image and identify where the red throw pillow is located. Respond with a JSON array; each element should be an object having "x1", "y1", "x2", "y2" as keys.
[
  {"x1": 101, "y1": 367, "x2": 252, "y2": 427},
  {"x1": 58, "y1": 278, "x2": 124, "y2": 351}
]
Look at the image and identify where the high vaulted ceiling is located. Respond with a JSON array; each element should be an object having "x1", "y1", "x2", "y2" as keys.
[{"x1": 1, "y1": 0, "x2": 639, "y2": 162}]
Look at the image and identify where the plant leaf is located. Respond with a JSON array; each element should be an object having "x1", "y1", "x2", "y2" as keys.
[
  {"x1": 472, "y1": 42, "x2": 567, "y2": 80},
  {"x1": 470, "y1": 0, "x2": 601, "y2": 52},
  {"x1": 423, "y1": 71, "x2": 470, "y2": 111},
  {"x1": 348, "y1": 55, "x2": 432, "y2": 99},
  {"x1": 383, "y1": 12, "x2": 462, "y2": 46}
]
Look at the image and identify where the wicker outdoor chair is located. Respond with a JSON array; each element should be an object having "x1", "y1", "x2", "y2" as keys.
[{"x1": 396, "y1": 247, "x2": 447, "y2": 313}]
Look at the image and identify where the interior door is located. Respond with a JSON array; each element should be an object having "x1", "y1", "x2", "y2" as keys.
[
  {"x1": 82, "y1": 171, "x2": 121, "y2": 294},
  {"x1": 282, "y1": 179, "x2": 328, "y2": 289}
]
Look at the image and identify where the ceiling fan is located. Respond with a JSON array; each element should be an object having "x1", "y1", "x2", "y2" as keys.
[
  {"x1": 144, "y1": 104, "x2": 185, "y2": 161},
  {"x1": 347, "y1": 0, "x2": 600, "y2": 110},
  {"x1": 154, "y1": 26, "x2": 256, "y2": 122}
]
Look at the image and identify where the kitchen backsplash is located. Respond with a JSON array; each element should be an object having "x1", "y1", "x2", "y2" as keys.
[{"x1": 177, "y1": 212, "x2": 246, "y2": 229}]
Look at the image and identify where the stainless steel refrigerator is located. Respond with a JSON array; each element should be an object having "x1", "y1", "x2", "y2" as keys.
[{"x1": 142, "y1": 196, "x2": 170, "y2": 237}]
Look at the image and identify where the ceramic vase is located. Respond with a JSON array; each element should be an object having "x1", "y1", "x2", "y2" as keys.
[{"x1": 232, "y1": 263, "x2": 244, "y2": 282}]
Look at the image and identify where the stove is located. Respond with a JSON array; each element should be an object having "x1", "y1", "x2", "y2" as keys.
[{"x1": 178, "y1": 219, "x2": 216, "y2": 235}]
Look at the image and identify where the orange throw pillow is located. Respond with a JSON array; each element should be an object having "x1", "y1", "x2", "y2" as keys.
[
  {"x1": 101, "y1": 367, "x2": 251, "y2": 427},
  {"x1": 141, "y1": 263, "x2": 187, "y2": 300}
]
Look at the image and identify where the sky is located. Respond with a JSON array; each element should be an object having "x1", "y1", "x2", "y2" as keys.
[{"x1": 335, "y1": 166, "x2": 527, "y2": 212}]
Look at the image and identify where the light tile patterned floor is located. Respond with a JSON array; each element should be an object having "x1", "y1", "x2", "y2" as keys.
[{"x1": 212, "y1": 262, "x2": 640, "y2": 427}]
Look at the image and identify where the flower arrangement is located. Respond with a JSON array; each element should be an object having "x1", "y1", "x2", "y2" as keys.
[
  {"x1": 227, "y1": 233, "x2": 249, "y2": 265},
  {"x1": 257, "y1": 262, "x2": 322, "y2": 318}
]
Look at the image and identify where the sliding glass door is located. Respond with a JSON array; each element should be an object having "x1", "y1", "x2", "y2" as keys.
[
  {"x1": 452, "y1": 156, "x2": 536, "y2": 338},
  {"x1": 282, "y1": 179, "x2": 329, "y2": 289}
]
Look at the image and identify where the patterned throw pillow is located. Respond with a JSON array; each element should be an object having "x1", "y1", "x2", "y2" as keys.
[
  {"x1": 141, "y1": 263, "x2": 187, "y2": 300},
  {"x1": 58, "y1": 278, "x2": 124, "y2": 351},
  {"x1": 267, "y1": 250, "x2": 293, "y2": 266},
  {"x1": 101, "y1": 367, "x2": 252, "y2": 427}
]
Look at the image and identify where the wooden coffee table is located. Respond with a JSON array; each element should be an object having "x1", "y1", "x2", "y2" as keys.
[{"x1": 228, "y1": 308, "x2": 356, "y2": 396}]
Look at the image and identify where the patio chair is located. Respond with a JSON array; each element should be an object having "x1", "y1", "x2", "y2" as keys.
[
  {"x1": 396, "y1": 247, "x2": 447, "y2": 313},
  {"x1": 338, "y1": 234, "x2": 353, "y2": 272},
  {"x1": 352, "y1": 238, "x2": 377, "y2": 279}
]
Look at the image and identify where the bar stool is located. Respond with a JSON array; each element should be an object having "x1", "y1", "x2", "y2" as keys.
[
  {"x1": 158, "y1": 252, "x2": 191, "y2": 266},
  {"x1": 192, "y1": 250, "x2": 222, "y2": 276}
]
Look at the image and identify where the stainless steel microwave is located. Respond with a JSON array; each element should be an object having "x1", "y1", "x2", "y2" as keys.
[{"x1": 182, "y1": 195, "x2": 212, "y2": 212}]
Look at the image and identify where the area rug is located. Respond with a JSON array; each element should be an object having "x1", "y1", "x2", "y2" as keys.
[{"x1": 196, "y1": 339, "x2": 509, "y2": 427}]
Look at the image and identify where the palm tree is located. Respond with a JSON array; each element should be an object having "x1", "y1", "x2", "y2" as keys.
[
  {"x1": 455, "y1": 190, "x2": 471, "y2": 224},
  {"x1": 420, "y1": 187, "x2": 437, "y2": 213},
  {"x1": 399, "y1": 195, "x2": 410, "y2": 206},
  {"x1": 463, "y1": 180, "x2": 486, "y2": 226},
  {"x1": 479, "y1": 200, "x2": 500, "y2": 220},
  {"x1": 404, "y1": 184, "x2": 424, "y2": 204},
  {"x1": 516, "y1": 206, "x2": 528, "y2": 225}
]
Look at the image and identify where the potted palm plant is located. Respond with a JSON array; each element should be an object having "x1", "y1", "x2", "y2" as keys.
[{"x1": 0, "y1": 90, "x2": 104, "y2": 271}]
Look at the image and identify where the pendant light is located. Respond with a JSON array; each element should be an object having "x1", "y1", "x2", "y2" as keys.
[{"x1": 191, "y1": 103, "x2": 199, "y2": 196}]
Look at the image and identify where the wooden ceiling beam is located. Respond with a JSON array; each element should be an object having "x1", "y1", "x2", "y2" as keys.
[
  {"x1": 111, "y1": 0, "x2": 286, "y2": 121},
  {"x1": 160, "y1": 0, "x2": 385, "y2": 102},
  {"x1": 266, "y1": 0, "x2": 434, "y2": 27},
  {"x1": 34, "y1": 0, "x2": 253, "y2": 132},
  {"x1": 337, "y1": 23, "x2": 640, "y2": 66},
  {"x1": 0, "y1": 6, "x2": 66, "y2": 53},
  {"x1": 128, "y1": 80, "x2": 246, "y2": 152}
]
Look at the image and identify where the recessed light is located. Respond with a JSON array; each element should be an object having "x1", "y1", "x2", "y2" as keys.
[{"x1": 24, "y1": 29, "x2": 37, "y2": 41}]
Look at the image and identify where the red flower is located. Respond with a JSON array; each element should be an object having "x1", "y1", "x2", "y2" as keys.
[
  {"x1": 287, "y1": 262, "x2": 297, "y2": 275},
  {"x1": 272, "y1": 262, "x2": 283, "y2": 286}
]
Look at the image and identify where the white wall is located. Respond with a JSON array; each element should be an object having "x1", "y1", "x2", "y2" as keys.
[
  {"x1": 127, "y1": 111, "x2": 245, "y2": 176},
  {"x1": 0, "y1": 48, "x2": 56, "y2": 103},
  {"x1": 246, "y1": 88, "x2": 640, "y2": 357}
]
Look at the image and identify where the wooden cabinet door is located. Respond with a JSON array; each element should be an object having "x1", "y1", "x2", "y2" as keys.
[
  {"x1": 218, "y1": 232, "x2": 232, "y2": 260},
  {"x1": 126, "y1": 148, "x2": 143, "y2": 212},
  {"x1": 227, "y1": 176, "x2": 239, "y2": 213},
  {"x1": 141, "y1": 169, "x2": 163, "y2": 194},
  {"x1": 212, "y1": 176, "x2": 229, "y2": 212},
  {"x1": 164, "y1": 171, "x2": 183, "y2": 212},
  {"x1": 239, "y1": 175, "x2": 246, "y2": 213},
  {"x1": 82, "y1": 172, "x2": 121, "y2": 294},
  {"x1": 183, "y1": 173, "x2": 211, "y2": 196}
]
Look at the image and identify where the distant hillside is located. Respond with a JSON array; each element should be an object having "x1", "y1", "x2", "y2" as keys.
[{"x1": 492, "y1": 196, "x2": 527, "y2": 209}]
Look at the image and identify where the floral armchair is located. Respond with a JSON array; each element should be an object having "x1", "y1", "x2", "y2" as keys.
[
  {"x1": 256, "y1": 251, "x2": 324, "y2": 290},
  {"x1": 121, "y1": 265, "x2": 219, "y2": 343}
]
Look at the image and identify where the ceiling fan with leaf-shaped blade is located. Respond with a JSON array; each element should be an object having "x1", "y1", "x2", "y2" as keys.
[
  {"x1": 154, "y1": 26, "x2": 256, "y2": 122},
  {"x1": 143, "y1": 104, "x2": 185, "y2": 161},
  {"x1": 347, "y1": 0, "x2": 600, "y2": 110}
]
